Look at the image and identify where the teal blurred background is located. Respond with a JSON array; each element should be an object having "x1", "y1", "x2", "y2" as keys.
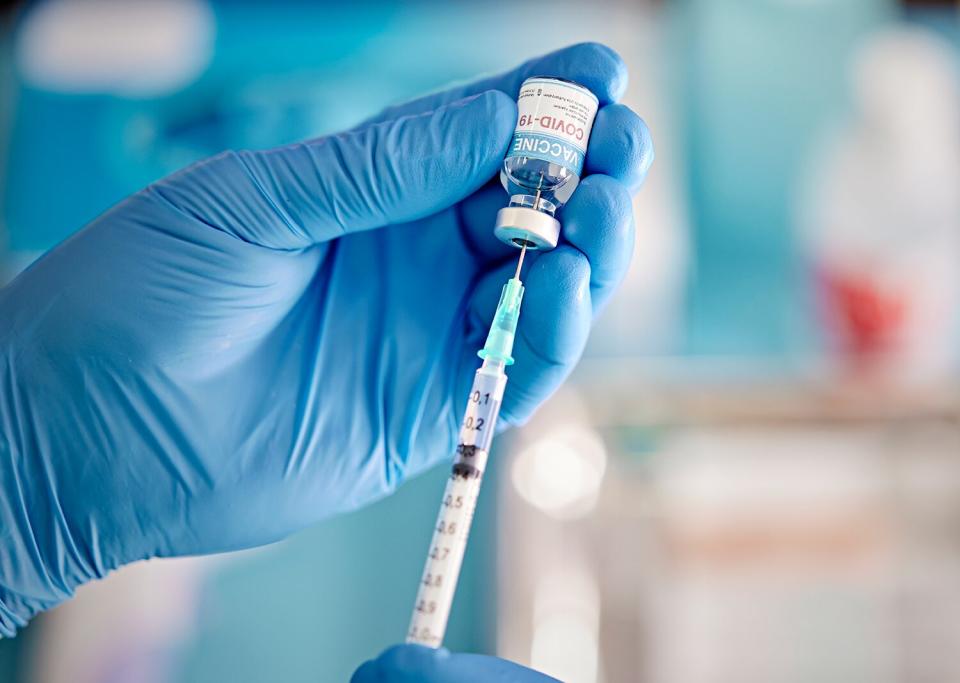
[{"x1": 2, "y1": 1, "x2": 959, "y2": 682}]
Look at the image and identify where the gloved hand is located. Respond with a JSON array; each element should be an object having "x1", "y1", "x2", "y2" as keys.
[
  {"x1": 351, "y1": 645, "x2": 559, "y2": 683},
  {"x1": 0, "y1": 42, "x2": 652, "y2": 636}
]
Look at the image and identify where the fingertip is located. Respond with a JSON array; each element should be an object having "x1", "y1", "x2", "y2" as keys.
[
  {"x1": 450, "y1": 90, "x2": 517, "y2": 164},
  {"x1": 500, "y1": 246, "x2": 592, "y2": 424},
  {"x1": 531, "y1": 244, "x2": 593, "y2": 308},
  {"x1": 564, "y1": 175, "x2": 635, "y2": 255},
  {"x1": 360, "y1": 43, "x2": 627, "y2": 129},
  {"x1": 522, "y1": 245, "x2": 592, "y2": 366},
  {"x1": 473, "y1": 89, "x2": 517, "y2": 131},
  {"x1": 585, "y1": 104, "x2": 654, "y2": 190},
  {"x1": 562, "y1": 175, "x2": 635, "y2": 308},
  {"x1": 508, "y1": 42, "x2": 627, "y2": 106},
  {"x1": 382, "y1": 90, "x2": 513, "y2": 221},
  {"x1": 378, "y1": 643, "x2": 451, "y2": 670},
  {"x1": 351, "y1": 644, "x2": 450, "y2": 683},
  {"x1": 565, "y1": 42, "x2": 629, "y2": 102},
  {"x1": 570, "y1": 173, "x2": 635, "y2": 216},
  {"x1": 350, "y1": 659, "x2": 380, "y2": 683}
]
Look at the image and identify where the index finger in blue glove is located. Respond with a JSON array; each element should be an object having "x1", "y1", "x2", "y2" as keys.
[
  {"x1": 150, "y1": 90, "x2": 516, "y2": 250},
  {"x1": 584, "y1": 103, "x2": 655, "y2": 192},
  {"x1": 351, "y1": 644, "x2": 561, "y2": 683},
  {"x1": 363, "y1": 42, "x2": 627, "y2": 127}
]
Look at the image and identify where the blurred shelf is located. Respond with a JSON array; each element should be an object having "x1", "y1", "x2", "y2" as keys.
[{"x1": 572, "y1": 355, "x2": 960, "y2": 427}]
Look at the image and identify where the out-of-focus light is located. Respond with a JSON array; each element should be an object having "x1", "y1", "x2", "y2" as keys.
[
  {"x1": 16, "y1": 0, "x2": 214, "y2": 97},
  {"x1": 511, "y1": 426, "x2": 607, "y2": 519},
  {"x1": 531, "y1": 568, "x2": 601, "y2": 683}
]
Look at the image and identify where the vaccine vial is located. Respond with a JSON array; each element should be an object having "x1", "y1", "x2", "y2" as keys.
[{"x1": 495, "y1": 77, "x2": 599, "y2": 250}]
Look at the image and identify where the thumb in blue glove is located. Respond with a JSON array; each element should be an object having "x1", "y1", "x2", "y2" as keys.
[
  {"x1": 351, "y1": 645, "x2": 560, "y2": 683},
  {"x1": 0, "y1": 42, "x2": 652, "y2": 636}
]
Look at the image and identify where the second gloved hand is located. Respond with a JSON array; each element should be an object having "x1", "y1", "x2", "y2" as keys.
[
  {"x1": 0, "y1": 43, "x2": 653, "y2": 635},
  {"x1": 351, "y1": 645, "x2": 559, "y2": 683}
]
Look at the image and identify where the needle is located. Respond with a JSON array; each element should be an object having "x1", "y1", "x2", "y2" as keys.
[{"x1": 514, "y1": 241, "x2": 528, "y2": 279}]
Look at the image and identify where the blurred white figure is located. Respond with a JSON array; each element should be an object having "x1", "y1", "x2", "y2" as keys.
[{"x1": 801, "y1": 27, "x2": 960, "y2": 380}]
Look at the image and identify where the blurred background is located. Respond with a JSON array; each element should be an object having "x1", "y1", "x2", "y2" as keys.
[{"x1": 1, "y1": 0, "x2": 959, "y2": 681}]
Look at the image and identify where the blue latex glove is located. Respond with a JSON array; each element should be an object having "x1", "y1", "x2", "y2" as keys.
[
  {"x1": 0, "y1": 42, "x2": 652, "y2": 637},
  {"x1": 351, "y1": 645, "x2": 560, "y2": 683}
]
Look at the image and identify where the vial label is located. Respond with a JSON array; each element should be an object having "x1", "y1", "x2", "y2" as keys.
[{"x1": 506, "y1": 77, "x2": 599, "y2": 177}]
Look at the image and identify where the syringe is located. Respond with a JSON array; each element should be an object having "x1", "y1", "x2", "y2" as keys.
[{"x1": 406, "y1": 246, "x2": 528, "y2": 647}]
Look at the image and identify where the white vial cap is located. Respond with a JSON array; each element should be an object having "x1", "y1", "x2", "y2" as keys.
[{"x1": 494, "y1": 206, "x2": 562, "y2": 250}]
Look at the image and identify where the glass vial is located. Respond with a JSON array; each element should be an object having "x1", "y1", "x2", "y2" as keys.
[{"x1": 495, "y1": 77, "x2": 599, "y2": 250}]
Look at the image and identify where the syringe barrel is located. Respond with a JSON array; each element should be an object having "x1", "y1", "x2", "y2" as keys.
[{"x1": 406, "y1": 364, "x2": 507, "y2": 647}]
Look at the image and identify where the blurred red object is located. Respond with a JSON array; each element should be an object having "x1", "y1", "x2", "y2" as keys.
[{"x1": 819, "y1": 266, "x2": 907, "y2": 360}]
